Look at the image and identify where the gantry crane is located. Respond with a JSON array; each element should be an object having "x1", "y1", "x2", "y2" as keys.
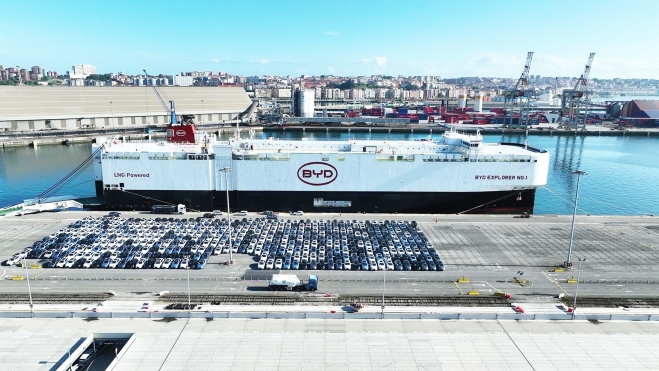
[
  {"x1": 143, "y1": 68, "x2": 178, "y2": 125},
  {"x1": 559, "y1": 53, "x2": 595, "y2": 129},
  {"x1": 503, "y1": 52, "x2": 534, "y2": 127}
]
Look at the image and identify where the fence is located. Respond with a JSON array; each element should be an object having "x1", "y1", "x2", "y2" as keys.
[{"x1": 0, "y1": 311, "x2": 658, "y2": 321}]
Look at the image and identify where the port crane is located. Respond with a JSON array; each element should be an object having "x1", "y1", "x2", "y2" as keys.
[
  {"x1": 559, "y1": 53, "x2": 595, "y2": 130},
  {"x1": 503, "y1": 52, "x2": 534, "y2": 127},
  {"x1": 143, "y1": 68, "x2": 178, "y2": 125}
]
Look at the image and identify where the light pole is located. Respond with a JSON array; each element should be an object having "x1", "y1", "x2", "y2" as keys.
[
  {"x1": 220, "y1": 167, "x2": 234, "y2": 265},
  {"x1": 186, "y1": 265, "x2": 191, "y2": 314},
  {"x1": 23, "y1": 257, "x2": 34, "y2": 317},
  {"x1": 381, "y1": 265, "x2": 385, "y2": 318},
  {"x1": 565, "y1": 170, "x2": 586, "y2": 268},
  {"x1": 110, "y1": 101, "x2": 114, "y2": 130},
  {"x1": 201, "y1": 99, "x2": 204, "y2": 125},
  {"x1": 572, "y1": 257, "x2": 586, "y2": 317}
]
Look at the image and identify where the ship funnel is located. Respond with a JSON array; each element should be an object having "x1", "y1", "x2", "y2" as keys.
[{"x1": 473, "y1": 93, "x2": 483, "y2": 112}]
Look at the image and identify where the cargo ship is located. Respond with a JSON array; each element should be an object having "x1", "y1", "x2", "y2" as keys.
[{"x1": 93, "y1": 123, "x2": 549, "y2": 214}]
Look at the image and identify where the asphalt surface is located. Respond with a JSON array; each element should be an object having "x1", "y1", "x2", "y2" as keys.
[{"x1": 1, "y1": 211, "x2": 658, "y2": 301}]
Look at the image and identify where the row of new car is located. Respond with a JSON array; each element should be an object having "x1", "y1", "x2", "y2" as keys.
[{"x1": 5, "y1": 215, "x2": 444, "y2": 272}]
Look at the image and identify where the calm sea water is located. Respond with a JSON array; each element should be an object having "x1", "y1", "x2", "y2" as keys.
[{"x1": 1, "y1": 132, "x2": 658, "y2": 215}]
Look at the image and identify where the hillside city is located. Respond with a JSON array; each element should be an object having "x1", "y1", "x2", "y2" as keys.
[{"x1": 1, "y1": 63, "x2": 658, "y2": 103}]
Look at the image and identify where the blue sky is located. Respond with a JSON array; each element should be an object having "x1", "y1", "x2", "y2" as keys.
[{"x1": 1, "y1": 0, "x2": 658, "y2": 78}]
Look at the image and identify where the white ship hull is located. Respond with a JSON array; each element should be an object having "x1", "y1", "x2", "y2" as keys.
[{"x1": 94, "y1": 131, "x2": 549, "y2": 214}]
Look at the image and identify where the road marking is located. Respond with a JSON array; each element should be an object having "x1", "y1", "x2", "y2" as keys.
[{"x1": 541, "y1": 271, "x2": 567, "y2": 295}]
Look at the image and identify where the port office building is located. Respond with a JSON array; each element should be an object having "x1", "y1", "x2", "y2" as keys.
[{"x1": 0, "y1": 86, "x2": 253, "y2": 132}]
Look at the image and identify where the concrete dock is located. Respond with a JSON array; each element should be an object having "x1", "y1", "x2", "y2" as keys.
[
  {"x1": 2, "y1": 212, "x2": 659, "y2": 370},
  {"x1": 1, "y1": 212, "x2": 657, "y2": 301},
  {"x1": 2, "y1": 317, "x2": 659, "y2": 371}
]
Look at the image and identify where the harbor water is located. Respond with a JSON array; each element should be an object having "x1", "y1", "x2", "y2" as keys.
[{"x1": 1, "y1": 132, "x2": 658, "y2": 216}]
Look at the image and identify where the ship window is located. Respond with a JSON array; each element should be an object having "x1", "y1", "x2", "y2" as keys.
[{"x1": 119, "y1": 183, "x2": 124, "y2": 188}]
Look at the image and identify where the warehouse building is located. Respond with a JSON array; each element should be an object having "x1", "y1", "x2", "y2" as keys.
[
  {"x1": 619, "y1": 100, "x2": 659, "y2": 127},
  {"x1": 0, "y1": 86, "x2": 253, "y2": 132}
]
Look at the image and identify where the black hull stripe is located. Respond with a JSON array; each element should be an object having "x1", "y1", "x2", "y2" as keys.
[{"x1": 101, "y1": 189, "x2": 536, "y2": 214}]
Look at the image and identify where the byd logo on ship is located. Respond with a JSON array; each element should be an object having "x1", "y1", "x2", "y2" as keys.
[
  {"x1": 297, "y1": 162, "x2": 337, "y2": 186},
  {"x1": 176, "y1": 130, "x2": 187, "y2": 136}
]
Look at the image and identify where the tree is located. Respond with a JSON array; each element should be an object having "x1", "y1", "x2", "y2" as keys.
[
  {"x1": 85, "y1": 73, "x2": 113, "y2": 82},
  {"x1": 327, "y1": 79, "x2": 355, "y2": 90}
]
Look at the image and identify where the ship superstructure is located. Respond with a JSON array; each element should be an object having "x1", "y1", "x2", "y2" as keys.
[{"x1": 93, "y1": 129, "x2": 549, "y2": 214}]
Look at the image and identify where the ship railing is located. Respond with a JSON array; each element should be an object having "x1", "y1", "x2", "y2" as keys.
[
  {"x1": 245, "y1": 137, "x2": 440, "y2": 143},
  {"x1": 376, "y1": 154, "x2": 416, "y2": 162},
  {"x1": 232, "y1": 153, "x2": 290, "y2": 161}
]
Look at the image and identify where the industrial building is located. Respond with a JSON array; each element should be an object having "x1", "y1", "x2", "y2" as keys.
[
  {"x1": 619, "y1": 100, "x2": 659, "y2": 127},
  {"x1": 0, "y1": 86, "x2": 254, "y2": 132}
]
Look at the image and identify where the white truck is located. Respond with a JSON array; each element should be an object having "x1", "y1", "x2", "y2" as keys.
[
  {"x1": 268, "y1": 274, "x2": 318, "y2": 291},
  {"x1": 151, "y1": 204, "x2": 186, "y2": 214}
]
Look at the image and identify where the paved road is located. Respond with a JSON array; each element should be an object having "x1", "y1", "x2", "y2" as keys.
[{"x1": 1, "y1": 211, "x2": 658, "y2": 299}]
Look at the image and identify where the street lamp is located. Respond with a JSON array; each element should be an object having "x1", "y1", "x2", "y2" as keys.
[
  {"x1": 186, "y1": 265, "x2": 191, "y2": 314},
  {"x1": 201, "y1": 99, "x2": 204, "y2": 125},
  {"x1": 565, "y1": 170, "x2": 586, "y2": 268},
  {"x1": 109, "y1": 101, "x2": 114, "y2": 130},
  {"x1": 572, "y1": 257, "x2": 586, "y2": 317},
  {"x1": 220, "y1": 167, "x2": 234, "y2": 265},
  {"x1": 381, "y1": 265, "x2": 385, "y2": 318},
  {"x1": 23, "y1": 257, "x2": 34, "y2": 317}
]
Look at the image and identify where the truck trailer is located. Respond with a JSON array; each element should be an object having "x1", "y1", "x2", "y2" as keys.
[
  {"x1": 268, "y1": 274, "x2": 318, "y2": 291},
  {"x1": 151, "y1": 204, "x2": 186, "y2": 214}
]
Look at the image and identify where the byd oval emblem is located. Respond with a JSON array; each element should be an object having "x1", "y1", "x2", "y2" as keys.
[
  {"x1": 297, "y1": 162, "x2": 337, "y2": 186},
  {"x1": 176, "y1": 130, "x2": 186, "y2": 136}
]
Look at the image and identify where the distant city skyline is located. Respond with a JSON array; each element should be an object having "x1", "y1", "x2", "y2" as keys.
[{"x1": 1, "y1": 0, "x2": 657, "y2": 79}]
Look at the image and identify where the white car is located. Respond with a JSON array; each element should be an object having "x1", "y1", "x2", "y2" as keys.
[
  {"x1": 212, "y1": 210, "x2": 224, "y2": 216},
  {"x1": 257, "y1": 259, "x2": 266, "y2": 269},
  {"x1": 136, "y1": 258, "x2": 147, "y2": 269},
  {"x1": 266, "y1": 259, "x2": 274, "y2": 269},
  {"x1": 162, "y1": 258, "x2": 173, "y2": 269},
  {"x1": 235, "y1": 211, "x2": 248, "y2": 216},
  {"x1": 274, "y1": 258, "x2": 283, "y2": 269},
  {"x1": 180, "y1": 258, "x2": 189, "y2": 269},
  {"x1": 5, "y1": 256, "x2": 20, "y2": 266},
  {"x1": 109, "y1": 258, "x2": 121, "y2": 268},
  {"x1": 154, "y1": 258, "x2": 164, "y2": 268},
  {"x1": 290, "y1": 211, "x2": 304, "y2": 216},
  {"x1": 83, "y1": 259, "x2": 93, "y2": 268}
]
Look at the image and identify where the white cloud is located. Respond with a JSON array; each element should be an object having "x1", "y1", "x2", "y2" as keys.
[
  {"x1": 375, "y1": 56, "x2": 386, "y2": 67},
  {"x1": 324, "y1": 31, "x2": 339, "y2": 36},
  {"x1": 327, "y1": 67, "x2": 335, "y2": 73},
  {"x1": 210, "y1": 58, "x2": 220, "y2": 63},
  {"x1": 470, "y1": 53, "x2": 519, "y2": 68},
  {"x1": 259, "y1": 59, "x2": 269, "y2": 64},
  {"x1": 360, "y1": 58, "x2": 370, "y2": 64}
]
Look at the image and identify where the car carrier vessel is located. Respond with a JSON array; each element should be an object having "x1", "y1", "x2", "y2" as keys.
[{"x1": 93, "y1": 122, "x2": 549, "y2": 214}]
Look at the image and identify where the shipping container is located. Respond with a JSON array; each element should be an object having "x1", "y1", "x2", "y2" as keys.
[{"x1": 398, "y1": 108, "x2": 409, "y2": 114}]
